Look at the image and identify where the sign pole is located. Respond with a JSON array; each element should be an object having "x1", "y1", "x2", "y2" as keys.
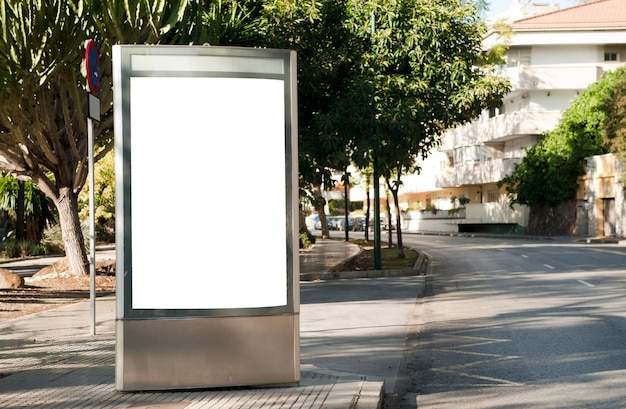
[
  {"x1": 85, "y1": 40, "x2": 100, "y2": 335},
  {"x1": 88, "y1": 116, "x2": 96, "y2": 335}
]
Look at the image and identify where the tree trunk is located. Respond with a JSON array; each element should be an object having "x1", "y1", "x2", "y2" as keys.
[
  {"x1": 299, "y1": 205, "x2": 307, "y2": 233},
  {"x1": 56, "y1": 186, "x2": 88, "y2": 276},
  {"x1": 365, "y1": 174, "x2": 370, "y2": 242},
  {"x1": 385, "y1": 190, "x2": 393, "y2": 248},
  {"x1": 390, "y1": 186, "x2": 405, "y2": 259},
  {"x1": 313, "y1": 185, "x2": 330, "y2": 239},
  {"x1": 343, "y1": 170, "x2": 349, "y2": 241},
  {"x1": 16, "y1": 180, "x2": 25, "y2": 241}
]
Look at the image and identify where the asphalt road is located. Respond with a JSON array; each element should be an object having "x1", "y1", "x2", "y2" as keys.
[{"x1": 394, "y1": 234, "x2": 626, "y2": 409}]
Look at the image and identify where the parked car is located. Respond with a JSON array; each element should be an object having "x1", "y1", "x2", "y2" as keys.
[
  {"x1": 351, "y1": 216, "x2": 366, "y2": 231},
  {"x1": 330, "y1": 215, "x2": 366, "y2": 231},
  {"x1": 369, "y1": 215, "x2": 395, "y2": 230},
  {"x1": 308, "y1": 214, "x2": 335, "y2": 230},
  {"x1": 330, "y1": 216, "x2": 345, "y2": 231}
]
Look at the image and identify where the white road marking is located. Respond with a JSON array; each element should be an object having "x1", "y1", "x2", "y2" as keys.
[
  {"x1": 544, "y1": 264, "x2": 555, "y2": 269},
  {"x1": 577, "y1": 279, "x2": 595, "y2": 288}
]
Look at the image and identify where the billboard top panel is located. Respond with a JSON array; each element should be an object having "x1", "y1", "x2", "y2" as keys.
[{"x1": 116, "y1": 45, "x2": 292, "y2": 75}]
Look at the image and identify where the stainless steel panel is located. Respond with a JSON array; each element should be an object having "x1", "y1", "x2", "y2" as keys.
[{"x1": 116, "y1": 314, "x2": 300, "y2": 391}]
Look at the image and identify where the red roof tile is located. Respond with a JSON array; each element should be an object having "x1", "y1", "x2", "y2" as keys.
[{"x1": 510, "y1": 0, "x2": 626, "y2": 30}]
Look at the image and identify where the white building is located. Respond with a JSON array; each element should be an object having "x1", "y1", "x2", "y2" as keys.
[{"x1": 374, "y1": 0, "x2": 626, "y2": 234}]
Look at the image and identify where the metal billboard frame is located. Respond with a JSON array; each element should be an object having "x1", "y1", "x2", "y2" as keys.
[{"x1": 113, "y1": 45, "x2": 299, "y2": 391}]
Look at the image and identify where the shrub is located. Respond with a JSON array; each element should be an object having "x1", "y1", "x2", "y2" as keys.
[
  {"x1": 0, "y1": 239, "x2": 51, "y2": 259},
  {"x1": 299, "y1": 229, "x2": 316, "y2": 249}
]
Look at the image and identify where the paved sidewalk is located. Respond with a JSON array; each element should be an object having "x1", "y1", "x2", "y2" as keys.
[
  {"x1": 299, "y1": 239, "x2": 362, "y2": 277},
  {"x1": 0, "y1": 240, "x2": 426, "y2": 409}
]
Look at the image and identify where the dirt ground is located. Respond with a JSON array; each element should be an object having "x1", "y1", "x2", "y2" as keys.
[{"x1": 0, "y1": 258, "x2": 116, "y2": 322}]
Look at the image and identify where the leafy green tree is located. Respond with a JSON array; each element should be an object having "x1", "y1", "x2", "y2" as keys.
[
  {"x1": 340, "y1": 0, "x2": 509, "y2": 257},
  {"x1": 0, "y1": 0, "x2": 197, "y2": 275}
]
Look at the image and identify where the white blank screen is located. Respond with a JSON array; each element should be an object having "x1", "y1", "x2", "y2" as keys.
[{"x1": 129, "y1": 76, "x2": 287, "y2": 309}]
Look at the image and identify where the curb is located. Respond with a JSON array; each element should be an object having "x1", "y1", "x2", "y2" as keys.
[
  {"x1": 300, "y1": 249, "x2": 430, "y2": 294},
  {"x1": 329, "y1": 246, "x2": 364, "y2": 274},
  {"x1": 405, "y1": 230, "x2": 623, "y2": 244}
]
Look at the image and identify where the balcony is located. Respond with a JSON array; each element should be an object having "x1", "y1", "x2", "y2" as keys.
[
  {"x1": 505, "y1": 65, "x2": 604, "y2": 92},
  {"x1": 442, "y1": 111, "x2": 561, "y2": 148},
  {"x1": 436, "y1": 158, "x2": 522, "y2": 187}
]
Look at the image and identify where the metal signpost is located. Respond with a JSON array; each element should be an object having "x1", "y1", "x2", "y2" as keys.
[
  {"x1": 113, "y1": 45, "x2": 299, "y2": 391},
  {"x1": 85, "y1": 39, "x2": 100, "y2": 335}
]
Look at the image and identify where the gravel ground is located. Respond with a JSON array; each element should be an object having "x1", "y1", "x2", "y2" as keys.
[{"x1": 0, "y1": 258, "x2": 115, "y2": 322}]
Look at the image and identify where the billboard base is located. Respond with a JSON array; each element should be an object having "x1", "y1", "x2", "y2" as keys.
[{"x1": 115, "y1": 313, "x2": 300, "y2": 391}]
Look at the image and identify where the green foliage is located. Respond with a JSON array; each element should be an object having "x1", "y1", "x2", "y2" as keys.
[
  {"x1": 0, "y1": 239, "x2": 51, "y2": 259},
  {"x1": 451, "y1": 195, "x2": 470, "y2": 208},
  {"x1": 259, "y1": 0, "x2": 509, "y2": 212},
  {"x1": 0, "y1": 0, "x2": 211, "y2": 274},
  {"x1": 0, "y1": 174, "x2": 57, "y2": 243},
  {"x1": 78, "y1": 149, "x2": 115, "y2": 242},
  {"x1": 328, "y1": 198, "x2": 363, "y2": 215},
  {"x1": 260, "y1": 0, "x2": 363, "y2": 190},
  {"x1": 498, "y1": 68, "x2": 623, "y2": 207},
  {"x1": 299, "y1": 228, "x2": 316, "y2": 249},
  {"x1": 344, "y1": 0, "x2": 510, "y2": 174},
  {"x1": 338, "y1": 240, "x2": 418, "y2": 271},
  {"x1": 600, "y1": 67, "x2": 626, "y2": 177}
]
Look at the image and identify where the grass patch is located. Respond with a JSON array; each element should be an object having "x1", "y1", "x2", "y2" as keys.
[{"x1": 335, "y1": 239, "x2": 419, "y2": 271}]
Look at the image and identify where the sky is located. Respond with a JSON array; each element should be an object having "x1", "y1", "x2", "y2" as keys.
[{"x1": 485, "y1": 0, "x2": 582, "y2": 18}]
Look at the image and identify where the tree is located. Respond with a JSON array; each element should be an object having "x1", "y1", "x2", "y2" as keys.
[
  {"x1": 337, "y1": 0, "x2": 510, "y2": 258},
  {"x1": 0, "y1": 0, "x2": 196, "y2": 275}
]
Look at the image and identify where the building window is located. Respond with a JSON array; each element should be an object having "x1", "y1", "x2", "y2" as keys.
[
  {"x1": 507, "y1": 47, "x2": 531, "y2": 67},
  {"x1": 487, "y1": 190, "x2": 499, "y2": 203},
  {"x1": 440, "y1": 154, "x2": 453, "y2": 169},
  {"x1": 605, "y1": 52, "x2": 620, "y2": 62},
  {"x1": 466, "y1": 145, "x2": 481, "y2": 164},
  {"x1": 455, "y1": 145, "x2": 491, "y2": 165}
]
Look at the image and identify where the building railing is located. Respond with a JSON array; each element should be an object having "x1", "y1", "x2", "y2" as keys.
[
  {"x1": 436, "y1": 158, "x2": 523, "y2": 187},
  {"x1": 401, "y1": 203, "x2": 529, "y2": 232},
  {"x1": 441, "y1": 111, "x2": 561, "y2": 148}
]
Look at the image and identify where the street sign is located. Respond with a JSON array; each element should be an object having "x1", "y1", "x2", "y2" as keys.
[
  {"x1": 88, "y1": 93, "x2": 100, "y2": 122},
  {"x1": 85, "y1": 40, "x2": 100, "y2": 95}
]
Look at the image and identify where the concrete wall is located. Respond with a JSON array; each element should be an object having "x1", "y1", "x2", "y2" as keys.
[{"x1": 401, "y1": 203, "x2": 529, "y2": 233}]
